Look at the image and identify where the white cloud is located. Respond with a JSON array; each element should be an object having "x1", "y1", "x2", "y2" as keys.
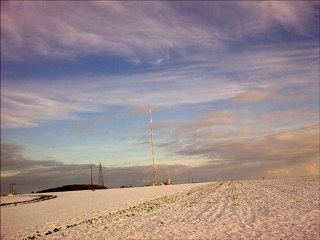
[
  {"x1": 1, "y1": 1, "x2": 318, "y2": 61},
  {"x1": 1, "y1": 2, "x2": 318, "y2": 129},
  {"x1": 1, "y1": 88, "x2": 88, "y2": 128},
  {"x1": 1, "y1": 66, "x2": 244, "y2": 128},
  {"x1": 2, "y1": 39, "x2": 319, "y2": 129},
  {"x1": 262, "y1": 1, "x2": 319, "y2": 35}
]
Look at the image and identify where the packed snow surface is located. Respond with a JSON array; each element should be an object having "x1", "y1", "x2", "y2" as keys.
[
  {"x1": 0, "y1": 195, "x2": 38, "y2": 204},
  {"x1": 1, "y1": 177, "x2": 319, "y2": 240}
]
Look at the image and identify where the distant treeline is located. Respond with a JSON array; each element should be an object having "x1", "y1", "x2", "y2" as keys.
[{"x1": 37, "y1": 184, "x2": 107, "y2": 193}]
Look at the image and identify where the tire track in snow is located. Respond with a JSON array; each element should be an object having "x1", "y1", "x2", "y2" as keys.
[
  {"x1": 253, "y1": 180, "x2": 317, "y2": 214},
  {"x1": 20, "y1": 177, "x2": 319, "y2": 240}
]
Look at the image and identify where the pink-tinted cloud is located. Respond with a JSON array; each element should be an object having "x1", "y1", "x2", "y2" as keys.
[
  {"x1": 156, "y1": 108, "x2": 318, "y2": 173},
  {"x1": 2, "y1": 125, "x2": 318, "y2": 193},
  {"x1": 175, "y1": 111, "x2": 234, "y2": 137},
  {"x1": 232, "y1": 91, "x2": 271, "y2": 104},
  {"x1": 175, "y1": 124, "x2": 319, "y2": 176},
  {"x1": 259, "y1": 109, "x2": 318, "y2": 125}
]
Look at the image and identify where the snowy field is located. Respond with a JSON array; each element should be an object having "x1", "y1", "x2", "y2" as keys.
[
  {"x1": 1, "y1": 177, "x2": 319, "y2": 240},
  {"x1": 0, "y1": 196, "x2": 38, "y2": 205}
]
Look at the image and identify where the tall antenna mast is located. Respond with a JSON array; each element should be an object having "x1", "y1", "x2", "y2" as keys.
[{"x1": 149, "y1": 106, "x2": 156, "y2": 186}]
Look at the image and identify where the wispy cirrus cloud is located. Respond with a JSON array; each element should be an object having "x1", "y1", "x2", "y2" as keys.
[
  {"x1": 1, "y1": 68, "x2": 243, "y2": 128},
  {"x1": 259, "y1": 109, "x2": 318, "y2": 125},
  {"x1": 1, "y1": 1, "x2": 318, "y2": 129},
  {"x1": 2, "y1": 39, "x2": 318, "y2": 129},
  {"x1": 0, "y1": 88, "x2": 90, "y2": 128},
  {"x1": 1, "y1": 1, "x2": 318, "y2": 62}
]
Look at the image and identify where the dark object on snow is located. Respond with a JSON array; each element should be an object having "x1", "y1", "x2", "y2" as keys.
[
  {"x1": 36, "y1": 184, "x2": 107, "y2": 193},
  {"x1": 1, "y1": 195, "x2": 57, "y2": 207}
]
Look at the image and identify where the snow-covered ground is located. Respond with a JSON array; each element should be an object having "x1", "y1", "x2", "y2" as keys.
[
  {"x1": 1, "y1": 177, "x2": 319, "y2": 240},
  {"x1": 0, "y1": 195, "x2": 38, "y2": 205},
  {"x1": 0, "y1": 183, "x2": 206, "y2": 239}
]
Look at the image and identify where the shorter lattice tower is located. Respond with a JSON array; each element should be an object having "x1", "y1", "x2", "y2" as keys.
[
  {"x1": 98, "y1": 163, "x2": 105, "y2": 187},
  {"x1": 166, "y1": 172, "x2": 171, "y2": 185}
]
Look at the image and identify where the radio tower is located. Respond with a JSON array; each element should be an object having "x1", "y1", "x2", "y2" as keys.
[
  {"x1": 149, "y1": 106, "x2": 156, "y2": 186},
  {"x1": 98, "y1": 163, "x2": 104, "y2": 187}
]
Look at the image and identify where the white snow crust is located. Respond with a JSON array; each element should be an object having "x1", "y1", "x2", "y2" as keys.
[
  {"x1": 1, "y1": 177, "x2": 319, "y2": 240},
  {"x1": 0, "y1": 196, "x2": 38, "y2": 204}
]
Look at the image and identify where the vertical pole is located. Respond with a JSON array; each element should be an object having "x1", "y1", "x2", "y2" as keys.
[
  {"x1": 149, "y1": 106, "x2": 156, "y2": 186},
  {"x1": 101, "y1": 163, "x2": 104, "y2": 187},
  {"x1": 90, "y1": 165, "x2": 93, "y2": 189},
  {"x1": 10, "y1": 183, "x2": 14, "y2": 195},
  {"x1": 98, "y1": 163, "x2": 101, "y2": 186}
]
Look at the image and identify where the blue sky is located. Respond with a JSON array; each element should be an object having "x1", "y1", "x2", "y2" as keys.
[{"x1": 1, "y1": 1, "x2": 319, "y2": 193}]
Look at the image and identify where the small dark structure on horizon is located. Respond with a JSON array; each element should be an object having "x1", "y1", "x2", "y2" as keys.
[{"x1": 36, "y1": 184, "x2": 107, "y2": 193}]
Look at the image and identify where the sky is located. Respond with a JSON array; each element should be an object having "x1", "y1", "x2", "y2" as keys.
[{"x1": 1, "y1": 1, "x2": 319, "y2": 194}]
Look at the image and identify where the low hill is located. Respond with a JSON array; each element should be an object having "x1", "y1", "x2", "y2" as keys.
[{"x1": 36, "y1": 184, "x2": 107, "y2": 193}]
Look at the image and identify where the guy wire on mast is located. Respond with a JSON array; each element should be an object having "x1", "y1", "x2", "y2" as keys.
[{"x1": 149, "y1": 106, "x2": 156, "y2": 186}]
